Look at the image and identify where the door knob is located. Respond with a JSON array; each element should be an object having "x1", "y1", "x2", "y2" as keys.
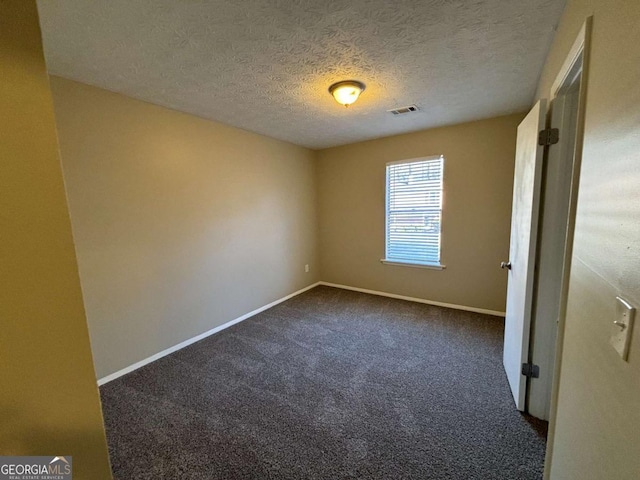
[{"x1": 501, "y1": 261, "x2": 512, "y2": 270}]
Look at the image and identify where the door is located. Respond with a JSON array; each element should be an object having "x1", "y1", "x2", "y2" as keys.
[{"x1": 502, "y1": 100, "x2": 547, "y2": 411}]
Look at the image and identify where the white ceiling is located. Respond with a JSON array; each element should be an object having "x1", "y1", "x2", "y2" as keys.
[{"x1": 37, "y1": 0, "x2": 566, "y2": 149}]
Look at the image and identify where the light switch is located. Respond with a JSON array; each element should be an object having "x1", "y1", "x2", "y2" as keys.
[{"x1": 610, "y1": 296, "x2": 635, "y2": 361}]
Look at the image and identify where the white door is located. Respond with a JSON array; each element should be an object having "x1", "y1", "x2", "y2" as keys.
[{"x1": 502, "y1": 100, "x2": 547, "y2": 411}]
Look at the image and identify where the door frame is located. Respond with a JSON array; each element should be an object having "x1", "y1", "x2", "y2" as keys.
[{"x1": 543, "y1": 16, "x2": 593, "y2": 479}]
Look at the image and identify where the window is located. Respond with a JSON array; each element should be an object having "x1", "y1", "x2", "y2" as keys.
[{"x1": 382, "y1": 156, "x2": 445, "y2": 269}]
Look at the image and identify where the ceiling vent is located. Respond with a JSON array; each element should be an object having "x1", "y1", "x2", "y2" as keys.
[{"x1": 388, "y1": 105, "x2": 419, "y2": 115}]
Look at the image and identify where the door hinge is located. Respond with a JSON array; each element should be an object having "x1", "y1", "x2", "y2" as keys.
[
  {"x1": 521, "y1": 362, "x2": 540, "y2": 378},
  {"x1": 538, "y1": 128, "x2": 559, "y2": 146}
]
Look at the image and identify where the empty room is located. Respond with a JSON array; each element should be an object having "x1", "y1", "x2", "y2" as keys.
[{"x1": 2, "y1": 0, "x2": 639, "y2": 479}]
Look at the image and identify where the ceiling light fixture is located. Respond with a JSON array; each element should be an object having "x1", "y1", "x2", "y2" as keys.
[{"x1": 328, "y1": 80, "x2": 366, "y2": 107}]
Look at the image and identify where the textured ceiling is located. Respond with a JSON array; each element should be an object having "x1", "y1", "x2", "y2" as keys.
[{"x1": 37, "y1": 0, "x2": 566, "y2": 149}]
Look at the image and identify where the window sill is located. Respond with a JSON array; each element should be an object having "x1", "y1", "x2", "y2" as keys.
[{"x1": 380, "y1": 259, "x2": 446, "y2": 270}]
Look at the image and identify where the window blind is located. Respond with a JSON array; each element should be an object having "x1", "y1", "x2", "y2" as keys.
[{"x1": 385, "y1": 156, "x2": 444, "y2": 265}]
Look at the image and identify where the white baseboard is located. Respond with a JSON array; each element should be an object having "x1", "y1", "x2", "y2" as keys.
[
  {"x1": 98, "y1": 279, "x2": 503, "y2": 385},
  {"x1": 97, "y1": 282, "x2": 321, "y2": 386},
  {"x1": 318, "y1": 281, "x2": 506, "y2": 317}
]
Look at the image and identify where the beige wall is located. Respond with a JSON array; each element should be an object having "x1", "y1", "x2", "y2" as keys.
[
  {"x1": 0, "y1": 2, "x2": 112, "y2": 478},
  {"x1": 49, "y1": 77, "x2": 318, "y2": 380},
  {"x1": 536, "y1": 1, "x2": 640, "y2": 479},
  {"x1": 317, "y1": 114, "x2": 524, "y2": 313}
]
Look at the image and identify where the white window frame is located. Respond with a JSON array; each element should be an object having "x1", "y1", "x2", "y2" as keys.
[{"x1": 381, "y1": 155, "x2": 446, "y2": 270}]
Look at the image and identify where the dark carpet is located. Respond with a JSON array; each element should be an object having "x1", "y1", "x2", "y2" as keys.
[{"x1": 100, "y1": 286, "x2": 547, "y2": 479}]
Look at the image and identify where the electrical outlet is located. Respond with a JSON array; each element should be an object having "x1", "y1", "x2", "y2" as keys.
[{"x1": 304, "y1": 264, "x2": 309, "y2": 273}]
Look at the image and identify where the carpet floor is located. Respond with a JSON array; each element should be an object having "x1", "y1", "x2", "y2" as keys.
[{"x1": 100, "y1": 286, "x2": 547, "y2": 479}]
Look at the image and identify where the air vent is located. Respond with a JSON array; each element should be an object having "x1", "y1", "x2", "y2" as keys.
[{"x1": 388, "y1": 105, "x2": 419, "y2": 115}]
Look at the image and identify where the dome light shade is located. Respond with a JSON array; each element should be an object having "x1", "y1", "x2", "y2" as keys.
[{"x1": 328, "y1": 80, "x2": 366, "y2": 107}]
